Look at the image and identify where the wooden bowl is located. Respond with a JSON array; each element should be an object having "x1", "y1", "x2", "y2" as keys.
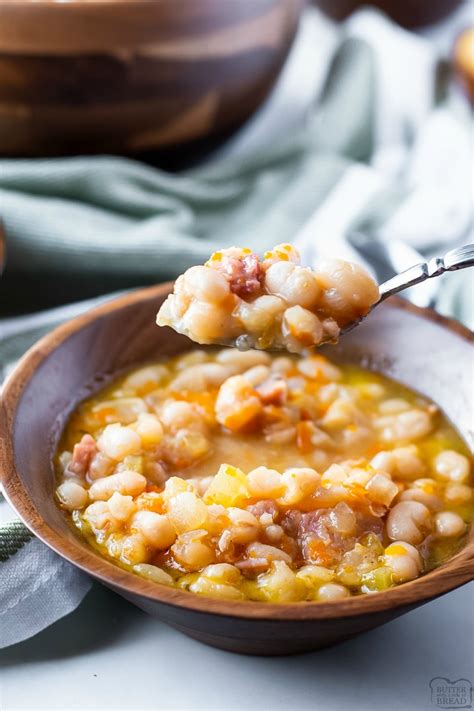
[
  {"x1": 0, "y1": 286, "x2": 473, "y2": 655},
  {"x1": 313, "y1": 0, "x2": 463, "y2": 28},
  {"x1": 0, "y1": 0, "x2": 304, "y2": 157}
]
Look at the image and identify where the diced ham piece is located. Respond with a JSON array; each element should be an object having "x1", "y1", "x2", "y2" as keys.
[
  {"x1": 247, "y1": 499, "x2": 279, "y2": 521},
  {"x1": 221, "y1": 253, "x2": 264, "y2": 298},
  {"x1": 66, "y1": 434, "x2": 98, "y2": 478}
]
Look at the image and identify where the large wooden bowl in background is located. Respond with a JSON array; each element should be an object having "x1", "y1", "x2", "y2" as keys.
[
  {"x1": 0, "y1": 289, "x2": 472, "y2": 655},
  {"x1": 313, "y1": 0, "x2": 463, "y2": 28},
  {"x1": 0, "y1": 0, "x2": 304, "y2": 157}
]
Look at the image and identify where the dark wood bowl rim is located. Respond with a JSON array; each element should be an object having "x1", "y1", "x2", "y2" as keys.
[{"x1": 0, "y1": 285, "x2": 473, "y2": 621}]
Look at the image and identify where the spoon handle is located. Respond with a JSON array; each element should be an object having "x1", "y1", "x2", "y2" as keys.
[{"x1": 378, "y1": 243, "x2": 474, "y2": 302}]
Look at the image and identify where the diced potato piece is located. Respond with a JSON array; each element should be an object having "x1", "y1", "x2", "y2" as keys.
[
  {"x1": 162, "y1": 476, "x2": 196, "y2": 502},
  {"x1": 360, "y1": 566, "x2": 394, "y2": 592},
  {"x1": 203, "y1": 464, "x2": 250, "y2": 507},
  {"x1": 253, "y1": 561, "x2": 307, "y2": 603},
  {"x1": 167, "y1": 492, "x2": 209, "y2": 534},
  {"x1": 278, "y1": 468, "x2": 321, "y2": 506},
  {"x1": 365, "y1": 473, "x2": 399, "y2": 507},
  {"x1": 296, "y1": 564, "x2": 335, "y2": 586},
  {"x1": 188, "y1": 563, "x2": 244, "y2": 600}
]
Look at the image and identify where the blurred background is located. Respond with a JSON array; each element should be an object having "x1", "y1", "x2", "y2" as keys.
[{"x1": 0, "y1": 0, "x2": 472, "y2": 327}]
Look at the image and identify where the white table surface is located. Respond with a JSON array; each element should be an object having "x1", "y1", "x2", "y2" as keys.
[{"x1": 1, "y1": 581, "x2": 472, "y2": 711}]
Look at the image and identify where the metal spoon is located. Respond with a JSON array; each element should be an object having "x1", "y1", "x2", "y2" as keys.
[
  {"x1": 340, "y1": 242, "x2": 474, "y2": 336},
  {"x1": 235, "y1": 243, "x2": 474, "y2": 351},
  {"x1": 0, "y1": 222, "x2": 6, "y2": 278}
]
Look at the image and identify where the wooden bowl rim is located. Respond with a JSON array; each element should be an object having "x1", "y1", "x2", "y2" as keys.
[{"x1": 0, "y1": 285, "x2": 473, "y2": 621}]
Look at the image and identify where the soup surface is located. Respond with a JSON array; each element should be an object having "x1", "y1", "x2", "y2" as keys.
[{"x1": 55, "y1": 349, "x2": 473, "y2": 603}]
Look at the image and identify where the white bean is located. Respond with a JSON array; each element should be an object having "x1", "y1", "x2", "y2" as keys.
[
  {"x1": 247, "y1": 466, "x2": 284, "y2": 498},
  {"x1": 271, "y1": 356, "x2": 294, "y2": 374},
  {"x1": 169, "y1": 363, "x2": 235, "y2": 391},
  {"x1": 182, "y1": 301, "x2": 235, "y2": 343},
  {"x1": 133, "y1": 563, "x2": 174, "y2": 585},
  {"x1": 444, "y1": 483, "x2": 472, "y2": 505},
  {"x1": 227, "y1": 508, "x2": 260, "y2": 544},
  {"x1": 107, "y1": 491, "x2": 136, "y2": 521},
  {"x1": 433, "y1": 450, "x2": 471, "y2": 484},
  {"x1": 122, "y1": 365, "x2": 169, "y2": 392},
  {"x1": 167, "y1": 492, "x2": 208, "y2": 533},
  {"x1": 243, "y1": 365, "x2": 271, "y2": 386},
  {"x1": 434, "y1": 511, "x2": 466, "y2": 537},
  {"x1": 56, "y1": 481, "x2": 88, "y2": 511},
  {"x1": 384, "y1": 541, "x2": 422, "y2": 582},
  {"x1": 266, "y1": 263, "x2": 320, "y2": 309},
  {"x1": 182, "y1": 265, "x2": 230, "y2": 304},
  {"x1": 278, "y1": 467, "x2": 321, "y2": 505},
  {"x1": 98, "y1": 424, "x2": 142, "y2": 461},
  {"x1": 371, "y1": 445, "x2": 425, "y2": 481},
  {"x1": 317, "y1": 583, "x2": 350, "y2": 601},
  {"x1": 201, "y1": 563, "x2": 241, "y2": 586},
  {"x1": 216, "y1": 349, "x2": 271, "y2": 369},
  {"x1": 237, "y1": 295, "x2": 286, "y2": 335},
  {"x1": 215, "y1": 375, "x2": 262, "y2": 431},
  {"x1": 264, "y1": 261, "x2": 296, "y2": 296},
  {"x1": 378, "y1": 398, "x2": 411, "y2": 414},
  {"x1": 282, "y1": 306, "x2": 323, "y2": 347},
  {"x1": 160, "y1": 400, "x2": 204, "y2": 431},
  {"x1": 398, "y1": 478, "x2": 442, "y2": 511},
  {"x1": 135, "y1": 413, "x2": 164, "y2": 447},
  {"x1": 316, "y1": 259, "x2": 379, "y2": 324},
  {"x1": 265, "y1": 524, "x2": 284, "y2": 543},
  {"x1": 132, "y1": 510, "x2": 177, "y2": 548},
  {"x1": 171, "y1": 530, "x2": 214, "y2": 570},
  {"x1": 245, "y1": 542, "x2": 292, "y2": 564},
  {"x1": 120, "y1": 533, "x2": 148, "y2": 565},
  {"x1": 376, "y1": 409, "x2": 432, "y2": 443},
  {"x1": 386, "y1": 501, "x2": 431, "y2": 544},
  {"x1": 83, "y1": 501, "x2": 121, "y2": 533},
  {"x1": 88, "y1": 470, "x2": 147, "y2": 501}
]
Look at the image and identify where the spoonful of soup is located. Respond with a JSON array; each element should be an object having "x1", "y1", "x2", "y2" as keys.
[{"x1": 156, "y1": 243, "x2": 474, "y2": 353}]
